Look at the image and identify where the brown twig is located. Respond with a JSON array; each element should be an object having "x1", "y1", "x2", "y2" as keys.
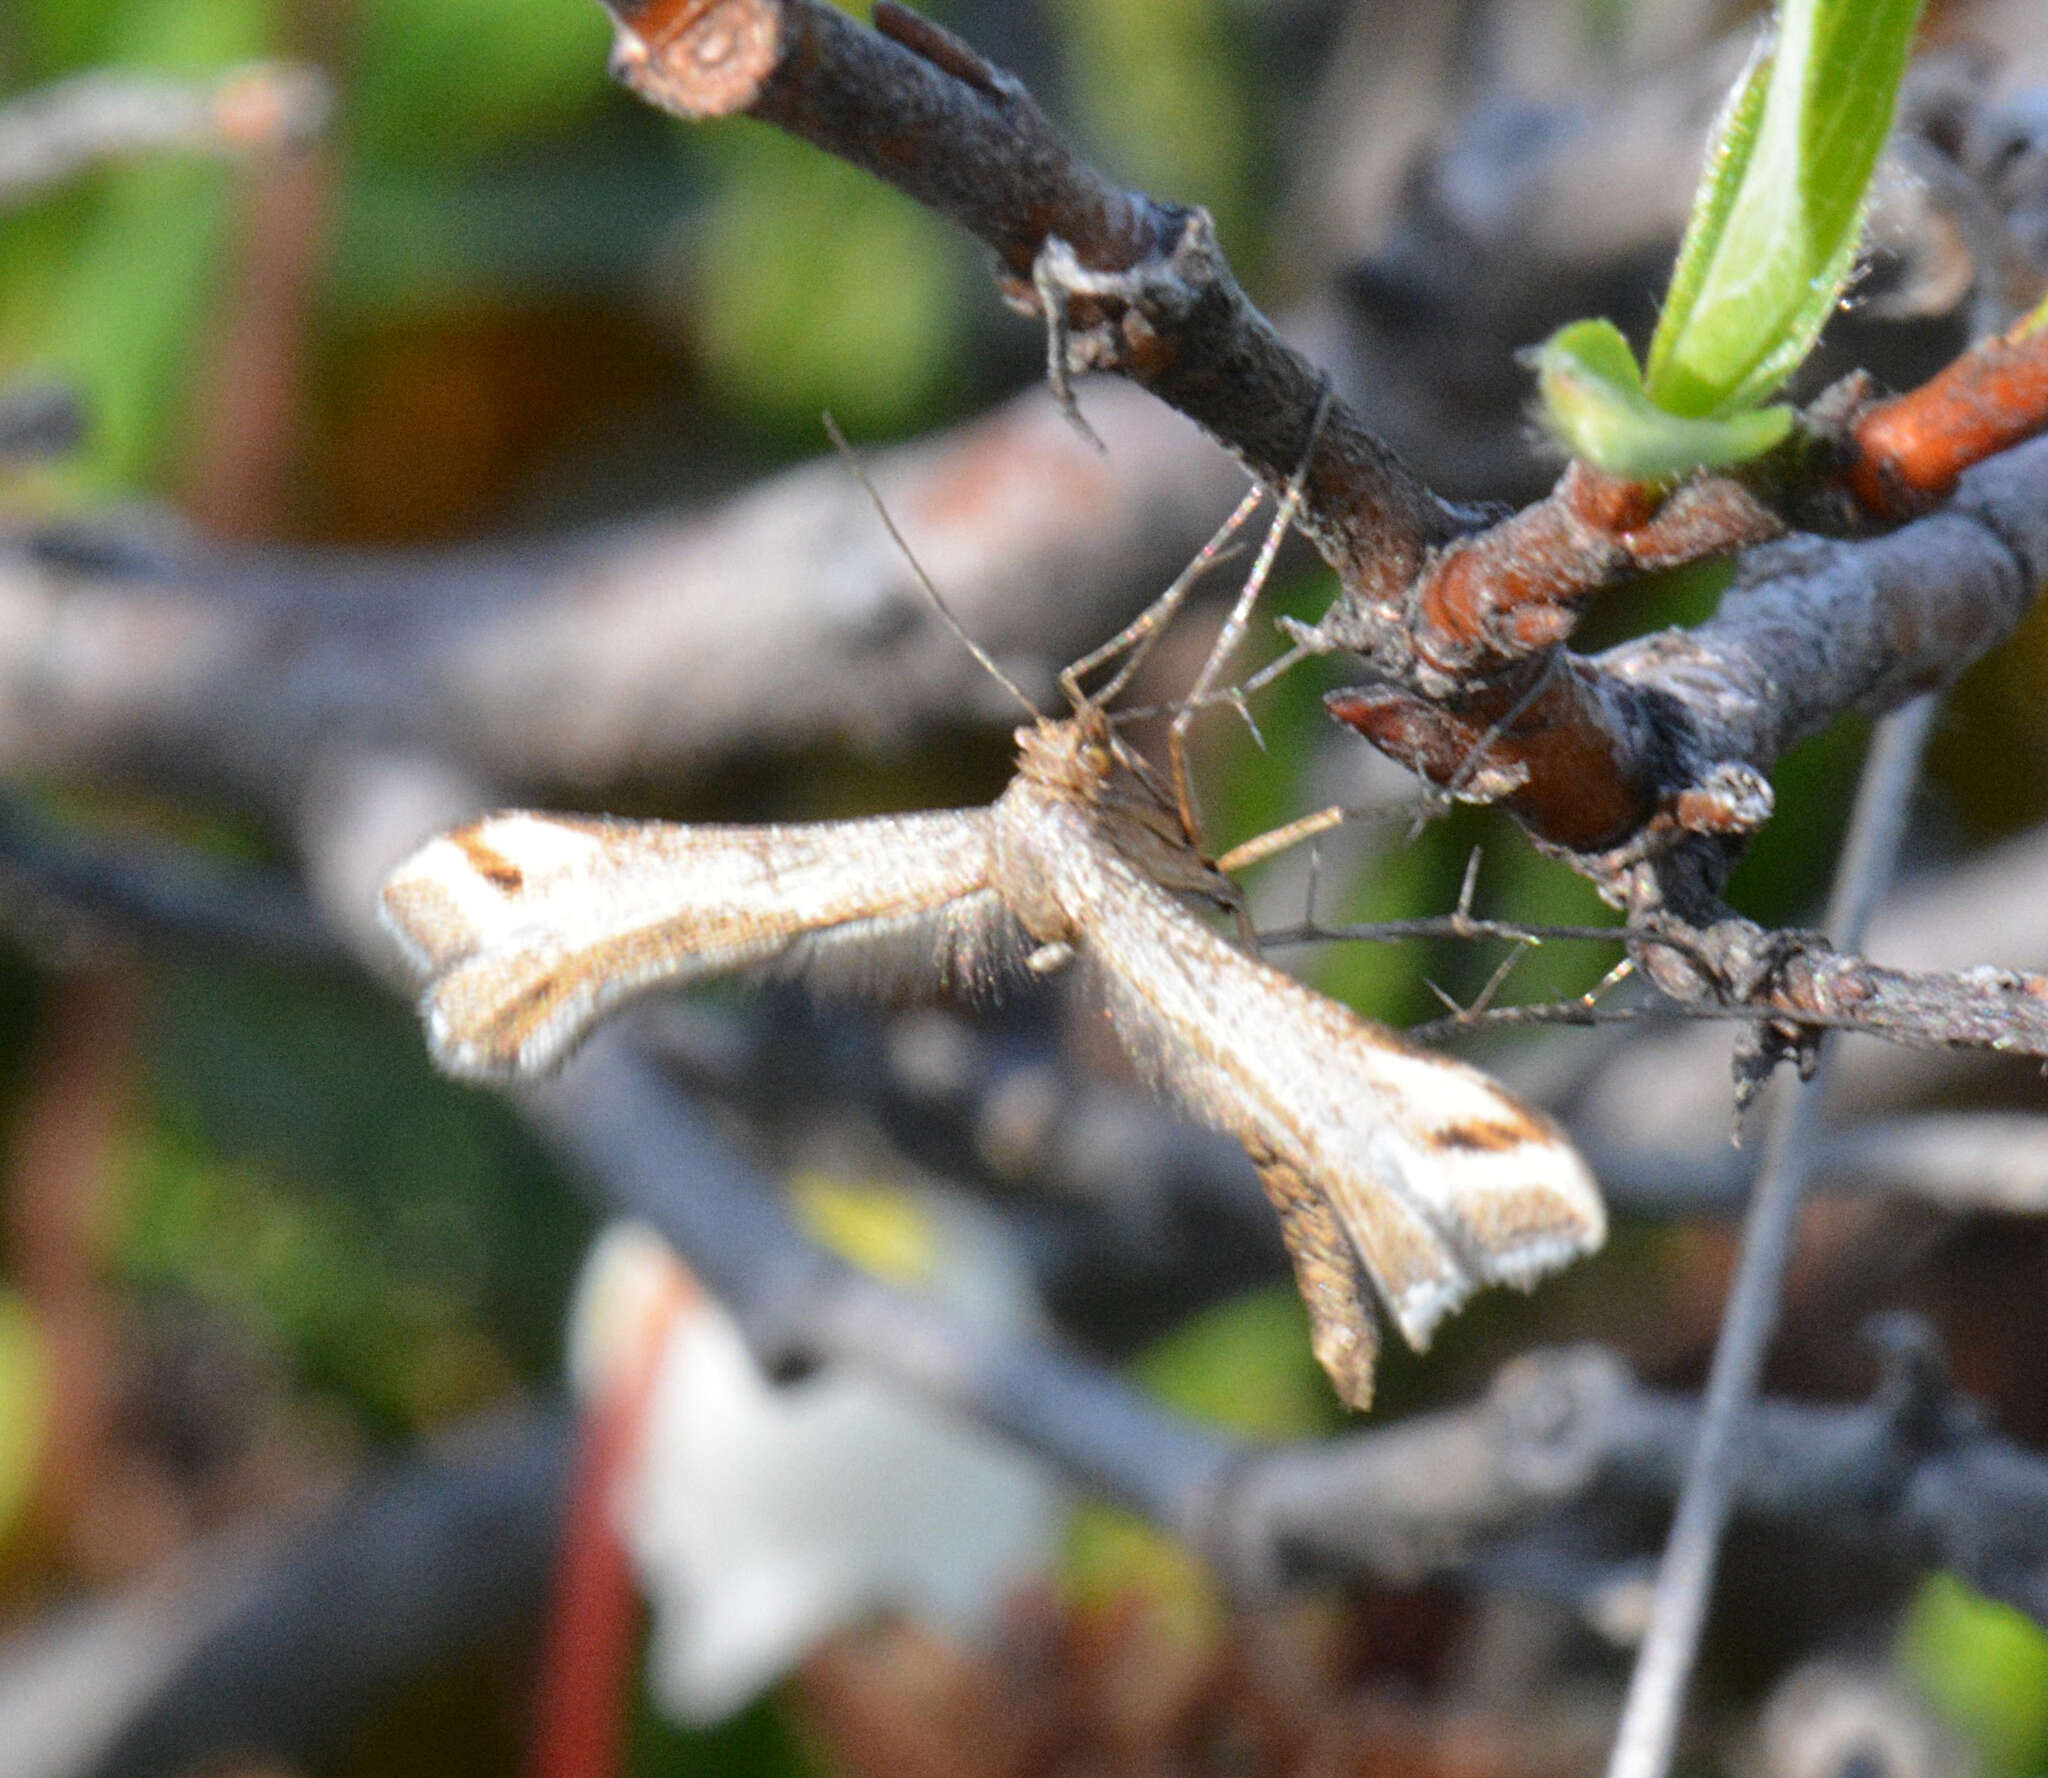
[
  {"x1": 596, "y1": 0, "x2": 1470, "y2": 601},
  {"x1": 1847, "y1": 314, "x2": 2048, "y2": 519},
  {"x1": 1330, "y1": 462, "x2": 1789, "y2": 690},
  {"x1": 1331, "y1": 432, "x2": 2048, "y2": 862}
]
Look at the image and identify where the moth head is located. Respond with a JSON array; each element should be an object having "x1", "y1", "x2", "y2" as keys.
[{"x1": 1012, "y1": 708, "x2": 1117, "y2": 799}]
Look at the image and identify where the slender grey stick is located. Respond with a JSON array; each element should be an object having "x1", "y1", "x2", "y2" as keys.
[
  {"x1": 1603, "y1": 693, "x2": 1941, "y2": 1778},
  {"x1": 0, "y1": 64, "x2": 329, "y2": 207}
]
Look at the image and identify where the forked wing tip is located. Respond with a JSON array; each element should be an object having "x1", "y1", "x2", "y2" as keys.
[
  {"x1": 1391, "y1": 1149, "x2": 1606, "y2": 1353},
  {"x1": 418, "y1": 995, "x2": 549, "y2": 1088}
]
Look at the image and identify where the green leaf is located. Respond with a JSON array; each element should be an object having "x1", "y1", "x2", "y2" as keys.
[
  {"x1": 1646, "y1": 0, "x2": 1924, "y2": 417},
  {"x1": 1899, "y1": 1573, "x2": 2048, "y2": 1778},
  {"x1": 1132, "y1": 1284, "x2": 1342, "y2": 1440},
  {"x1": 1534, "y1": 318, "x2": 1793, "y2": 479}
]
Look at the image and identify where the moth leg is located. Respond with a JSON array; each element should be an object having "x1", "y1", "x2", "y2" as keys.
[
  {"x1": 1166, "y1": 383, "x2": 1333, "y2": 845},
  {"x1": 1215, "y1": 805, "x2": 1347, "y2": 877},
  {"x1": 1251, "y1": 1151, "x2": 1382, "y2": 1412},
  {"x1": 1058, "y1": 485, "x2": 1264, "y2": 710}
]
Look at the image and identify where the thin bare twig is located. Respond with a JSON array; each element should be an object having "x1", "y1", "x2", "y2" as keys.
[
  {"x1": 1605, "y1": 694, "x2": 1941, "y2": 1778},
  {"x1": 1398, "y1": 942, "x2": 2048, "y2": 1059},
  {"x1": 0, "y1": 64, "x2": 329, "y2": 208}
]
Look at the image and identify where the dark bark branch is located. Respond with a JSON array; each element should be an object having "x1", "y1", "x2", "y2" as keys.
[
  {"x1": 1224, "y1": 1331, "x2": 2048, "y2": 1629},
  {"x1": 596, "y1": 0, "x2": 1469, "y2": 601},
  {"x1": 594, "y1": 1, "x2": 2048, "y2": 883},
  {"x1": 1331, "y1": 432, "x2": 2048, "y2": 862}
]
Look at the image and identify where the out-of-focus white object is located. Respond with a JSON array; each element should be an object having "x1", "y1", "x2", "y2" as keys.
[{"x1": 566, "y1": 1195, "x2": 1066, "y2": 1724}]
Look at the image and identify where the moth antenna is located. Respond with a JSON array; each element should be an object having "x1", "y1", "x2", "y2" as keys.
[
  {"x1": 1170, "y1": 381, "x2": 1336, "y2": 842},
  {"x1": 1060, "y1": 485, "x2": 1264, "y2": 711},
  {"x1": 823, "y1": 413, "x2": 1042, "y2": 721}
]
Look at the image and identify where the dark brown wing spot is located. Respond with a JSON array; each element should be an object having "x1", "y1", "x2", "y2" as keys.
[
  {"x1": 1424, "y1": 1115, "x2": 1544, "y2": 1155},
  {"x1": 457, "y1": 831, "x2": 525, "y2": 892}
]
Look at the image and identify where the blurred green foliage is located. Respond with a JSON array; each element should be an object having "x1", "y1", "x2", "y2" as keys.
[
  {"x1": 0, "y1": 0, "x2": 271, "y2": 490},
  {"x1": 691, "y1": 128, "x2": 970, "y2": 437},
  {"x1": 349, "y1": 0, "x2": 613, "y2": 166},
  {"x1": 125, "y1": 957, "x2": 589, "y2": 1434},
  {"x1": 0, "y1": 1289, "x2": 51, "y2": 1544},
  {"x1": 1052, "y1": 0, "x2": 1255, "y2": 250},
  {"x1": 1900, "y1": 1573, "x2": 2048, "y2": 1778},
  {"x1": 1133, "y1": 1281, "x2": 1344, "y2": 1442}
]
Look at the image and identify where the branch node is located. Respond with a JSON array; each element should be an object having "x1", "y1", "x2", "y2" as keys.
[
  {"x1": 1488, "y1": 1346, "x2": 1632, "y2": 1498},
  {"x1": 1670, "y1": 763, "x2": 1775, "y2": 838},
  {"x1": 604, "y1": 0, "x2": 781, "y2": 119}
]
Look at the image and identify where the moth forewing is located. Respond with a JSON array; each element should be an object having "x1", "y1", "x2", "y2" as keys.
[
  {"x1": 990, "y1": 718, "x2": 1604, "y2": 1411},
  {"x1": 379, "y1": 807, "x2": 1016, "y2": 1084},
  {"x1": 381, "y1": 706, "x2": 1605, "y2": 1412}
]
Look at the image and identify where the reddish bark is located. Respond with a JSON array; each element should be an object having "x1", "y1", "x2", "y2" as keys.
[{"x1": 1848, "y1": 320, "x2": 2048, "y2": 521}]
